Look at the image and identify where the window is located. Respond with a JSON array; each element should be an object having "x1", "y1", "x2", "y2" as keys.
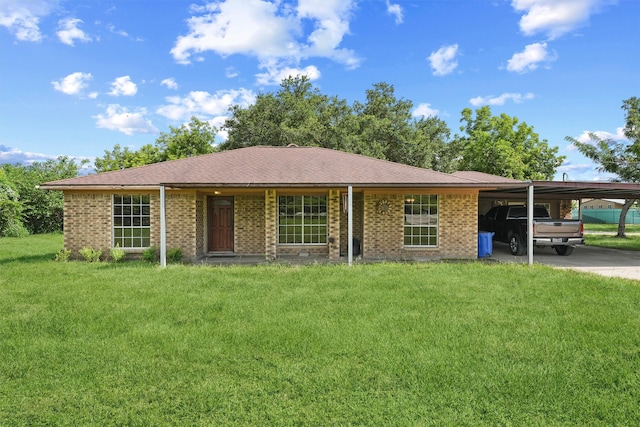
[
  {"x1": 404, "y1": 195, "x2": 438, "y2": 247},
  {"x1": 278, "y1": 196, "x2": 327, "y2": 244},
  {"x1": 113, "y1": 195, "x2": 151, "y2": 248}
]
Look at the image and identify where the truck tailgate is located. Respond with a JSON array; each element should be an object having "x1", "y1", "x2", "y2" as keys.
[{"x1": 534, "y1": 221, "x2": 582, "y2": 236}]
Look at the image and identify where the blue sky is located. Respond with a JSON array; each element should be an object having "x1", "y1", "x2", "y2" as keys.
[{"x1": 1, "y1": 0, "x2": 637, "y2": 180}]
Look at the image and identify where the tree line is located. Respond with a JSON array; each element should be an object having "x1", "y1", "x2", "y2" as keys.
[
  {"x1": 1, "y1": 76, "x2": 637, "y2": 237},
  {"x1": 95, "y1": 76, "x2": 564, "y2": 180},
  {"x1": 0, "y1": 157, "x2": 86, "y2": 237}
]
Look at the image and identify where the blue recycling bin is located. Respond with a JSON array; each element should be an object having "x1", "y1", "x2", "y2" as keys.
[{"x1": 478, "y1": 232, "x2": 494, "y2": 258}]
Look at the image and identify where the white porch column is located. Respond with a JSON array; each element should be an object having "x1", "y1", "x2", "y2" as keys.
[
  {"x1": 527, "y1": 184, "x2": 534, "y2": 266},
  {"x1": 348, "y1": 185, "x2": 353, "y2": 266},
  {"x1": 160, "y1": 185, "x2": 167, "y2": 268}
]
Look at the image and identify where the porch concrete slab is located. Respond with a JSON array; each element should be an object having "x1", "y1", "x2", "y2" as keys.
[{"x1": 197, "y1": 254, "x2": 341, "y2": 266}]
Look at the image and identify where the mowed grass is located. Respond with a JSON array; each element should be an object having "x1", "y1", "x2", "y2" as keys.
[
  {"x1": 2, "y1": 235, "x2": 640, "y2": 425},
  {"x1": 585, "y1": 224, "x2": 640, "y2": 233},
  {"x1": 584, "y1": 223, "x2": 640, "y2": 250}
]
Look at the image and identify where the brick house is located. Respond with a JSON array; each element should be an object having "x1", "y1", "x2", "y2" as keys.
[{"x1": 41, "y1": 146, "x2": 523, "y2": 262}]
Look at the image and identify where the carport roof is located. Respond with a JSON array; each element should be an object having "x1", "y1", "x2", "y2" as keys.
[{"x1": 481, "y1": 180, "x2": 640, "y2": 200}]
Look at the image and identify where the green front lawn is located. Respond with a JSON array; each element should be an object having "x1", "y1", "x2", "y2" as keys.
[
  {"x1": 584, "y1": 223, "x2": 640, "y2": 250},
  {"x1": 1, "y1": 235, "x2": 640, "y2": 425},
  {"x1": 585, "y1": 224, "x2": 640, "y2": 233}
]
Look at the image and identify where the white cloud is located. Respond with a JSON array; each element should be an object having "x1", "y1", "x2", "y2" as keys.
[
  {"x1": 512, "y1": 0, "x2": 611, "y2": 40},
  {"x1": 0, "y1": 144, "x2": 92, "y2": 168},
  {"x1": 94, "y1": 104, "x2": 158, "y2": 135},
  {"x1": 225, "y1": 67, "x2": 239, "y2": 78},
  {"x1": 0, "y1": 143, "x2": 54, "y2": 164},
  {"x1": 469, "y1": 92, "x2": 535, "y2": 106},
  {"x1": 412, "y1": 103, "x2": 439, "y2": 118},
  {"x1": 156, "y1": 88, "x2": 256, "y2": 122},
  {"x1": 171, "y1": 0, "x2": 299, "y2": 64},
  {"x1": 297, "y1": 0, "x2": 359, "y2": 67},
  {"x1": 428, "y1": 44, "x2": 459, "y2": 76},
  {"x1": 161, "y1": 78, "x2": 178, "y2": 90},
  {"x1": 57, "y1": 17, "x2": 91, "y2": 46},
  {"x1": 171, "y1": 0, "x2": 360, "y2": 74},
  {"x1": 386, "y1": 0, "x2": 403, "y2": 24},
  {"x1": 107, "y1": 23, "x2": 128, "y2": 37},
  {"x1": 255, "y1": 64, "x2": 321, "y2": 85},
  {"x1": 108, "y1": 76, "x2": 138, "y2": 97},
  {"x1": 0, "y1": 0, "x2": 57, "y2": 42},
  {"x1": 506, "y1": 42, "x2": 557, "y2": 73},
  {"x1": 568, "y1": 127, "x2": 627, "y2": 147},
  {"x1": 51, "y1": 71, "x2": 92, "y2": 95}
]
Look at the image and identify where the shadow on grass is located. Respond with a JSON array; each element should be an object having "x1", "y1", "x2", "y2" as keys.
[{"x1": 0, "y1": 252, "x2": 58, "y2": 265}]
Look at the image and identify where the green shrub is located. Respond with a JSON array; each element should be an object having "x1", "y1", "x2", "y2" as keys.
[
  {"x1": 142, "y1": 246, "x2": 158, "y2": 262},
  {"x1": 110, "y1": 244, "x2": 126, "y2": 263},
  {"x1": 79, "y1": 247, "x2": 102, "y2": 262},
  {"x1": 54, "y1": 248, "x2": 72, "y2": 262},
  {"x1": 1, "y1": 221, "x2": 29, "y2": 238},
  {"x1": 167, "y1": 247, "x2": 183, "y2": 263}
]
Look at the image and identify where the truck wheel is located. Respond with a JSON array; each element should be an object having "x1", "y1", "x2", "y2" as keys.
[
  {"x1": 509, "y1": 234, "x2": 526, "y2": 256},
  {"x1": 555, "y1": 246, "x2": 574, "y2": 256}
]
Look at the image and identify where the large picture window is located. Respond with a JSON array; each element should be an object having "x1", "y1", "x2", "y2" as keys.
[
  {"x1": 278, "y1": 196, "x2": 327, "y2": 244},
  {"x1": 113, "y1": 195, "x2": 151, "y2": 248},
  {"x1": 404, "y1": 194, "x2": 438, "y2": 247}
]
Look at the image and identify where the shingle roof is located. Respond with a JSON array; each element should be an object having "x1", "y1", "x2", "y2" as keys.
[{"x1": 41, "y1": 146, "x2": 524, "y2": 189}]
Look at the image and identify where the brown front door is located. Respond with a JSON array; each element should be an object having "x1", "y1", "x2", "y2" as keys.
[{"x1": 208, "y1": 197, "x2": 234, "y2": 252}]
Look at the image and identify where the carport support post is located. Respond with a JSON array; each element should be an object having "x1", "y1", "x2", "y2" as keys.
[
  {"x1": 160, "y1": 185, "x2": 167, "y2": 268},
  {"x1": 527, "y1": 184, "x2": 534, "y2": 266},
  {"x1": 348, "y1": 185, "x2": 353, "y2": 266}
]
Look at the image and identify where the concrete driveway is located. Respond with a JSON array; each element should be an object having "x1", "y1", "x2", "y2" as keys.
[{"x1": 489, "y1": 241, "x2": 640, "y2": 281}]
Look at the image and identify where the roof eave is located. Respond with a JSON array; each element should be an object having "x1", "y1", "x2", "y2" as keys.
[
  {"x1": 41, "y1": 181, "x2": 529, "y2": 191},
  {"x1": 39, "y1": 184, "x2": 161, "y2": 191}
]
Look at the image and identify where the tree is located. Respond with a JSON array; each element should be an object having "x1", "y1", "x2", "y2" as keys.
[
  {"x1": 155, "y1": 116, "x2": 217, "y2": 161},
  {"x1": 221, "y1": 76, "x2": 456, "y2": 170},
  {"x1": 352, "y1": 83, "x2": 455, "y2": 170},
  {"x1": 453, "y1": 106, "x2": 564, "y2": 180},
  {"x1": 413, "y1": 116, "x2": 458, "y2": 172},
  {"x1": 1, "y1": 156, "x2": 87, "y2": 235},
  {"x1": 0, "y1": 170, "x2": 26, "y2": 237},
  {"x1": 566, "y1": 97, "x2": 640, "y2": 237},
  {"x1": 95, "y1": 116, "x2": 217, "y2": 172},
  {"x1": 220, "y1": 75, "x2": 353, "y2": 151},
  {"x1": 94, "y1": 144, "x2": 153, "y2": 172}
]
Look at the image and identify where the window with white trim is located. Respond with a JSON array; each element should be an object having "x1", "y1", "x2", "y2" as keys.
[
  {"x1": 404, "y1": 194, "x2": 438, "y2": 247},
  {"x1": 113, "y1": 195, "x2": 151, "y2": 248},
  {"x1": 278, "y1": 195, "x2": 327, "y2": 244}
]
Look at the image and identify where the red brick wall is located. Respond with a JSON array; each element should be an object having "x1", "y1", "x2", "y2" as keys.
[{"x1": 362, "y1": 191, "x2": 478, "y2": 260}]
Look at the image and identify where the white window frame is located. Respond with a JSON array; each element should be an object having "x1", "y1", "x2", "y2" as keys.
[
  {"x1": 112, "y1": 194, "x2": 151, "y2": 249},
  {"x1": 278, "y1": 195, "x2": 328, "y2": 245},
  {"x1": 404, "y1": 194, "x2": 438, "y2": 247}
]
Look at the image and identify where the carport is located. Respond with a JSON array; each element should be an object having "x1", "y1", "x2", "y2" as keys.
[{"x1": 477, "y1": 179, "x2": 640, "y2": 265}]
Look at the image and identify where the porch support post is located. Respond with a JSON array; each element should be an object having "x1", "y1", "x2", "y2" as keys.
[
  {"x1": 265, "y1": 189, "x2": 277, "y2": 261},
  {"x1": 348, "y1": 185, "x2": 353, "y2": 266},
  {"x1": 160, "y1": 185, "x2": 167, "y2": 268},
  {"x1": 527, "y1": 183, "x2": 534, "y2": 266}
]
